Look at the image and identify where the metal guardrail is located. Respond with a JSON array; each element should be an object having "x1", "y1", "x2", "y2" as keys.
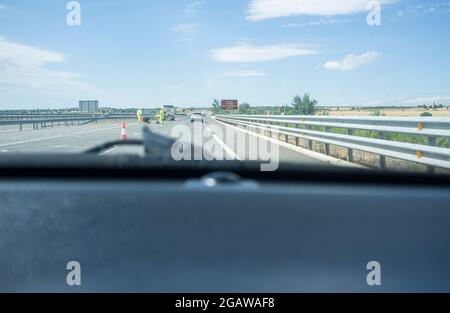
[
  {"x1": 0, "y1": 114, "x2": 136, "y2": 131},
  {"x1": 0, "y1": 113, "x2": 137, "y2": 120},
  {"x1": 0, "y1": 113, "x2": 100, "y2": 120},
  {"x1": 216, "y1": 115, "x2": 450, "y2": 172}
]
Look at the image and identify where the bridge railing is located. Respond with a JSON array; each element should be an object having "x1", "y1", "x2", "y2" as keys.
[{"x1": 216, "y1": 114, "x2": 450, "y2": 172}]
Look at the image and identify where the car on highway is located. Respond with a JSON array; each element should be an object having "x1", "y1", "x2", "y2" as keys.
[
  {"x1": 165, "y1": 113, "x2": 175, "y2": 121},
  {"x1": 142, "y1": 109, "x2": 156, "y2": 123},
  {"x1": 190, "y1": 112, "x2": 204, "y2": 123},
  {"x1": 163, "y1": 105, "x2": 176, "y2": 121}
]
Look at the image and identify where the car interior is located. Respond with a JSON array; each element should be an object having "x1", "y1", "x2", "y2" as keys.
[{"x1": 1, "y1": 153, "x2": 450, "y2": 292}]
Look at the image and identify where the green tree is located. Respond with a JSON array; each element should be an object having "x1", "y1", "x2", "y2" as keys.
[
  {"x1": 211, "y1": 99, "x2": 220, "y2": 112},
  {"x1": 291, "y1": 94, "x2": 317, "y2": 115},
  {"x1": 239, "y1": 102, "x2": 251, "y2": 114}
]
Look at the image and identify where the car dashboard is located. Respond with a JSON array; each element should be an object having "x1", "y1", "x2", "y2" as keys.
[{"x1": 1, "y1": 157, "x2": 450, "y2": 292}]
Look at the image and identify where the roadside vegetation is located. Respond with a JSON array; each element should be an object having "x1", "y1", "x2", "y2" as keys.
[{"x1": 211, "y1": 94, "x2": 318, "y2": 116}]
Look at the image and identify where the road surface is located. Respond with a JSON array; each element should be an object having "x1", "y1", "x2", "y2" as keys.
[{"x1": 0, "y1": 116, "x2": 326, "y2": 166}]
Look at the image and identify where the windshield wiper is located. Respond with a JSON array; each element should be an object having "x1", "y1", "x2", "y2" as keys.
[{"x1": 84, "y1": 126, "x2": 178, "y2": 160}]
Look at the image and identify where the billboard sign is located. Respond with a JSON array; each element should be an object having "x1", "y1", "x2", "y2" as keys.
[
  {"x1": 79, "y1": 100, "x2": 99, "y2": 113},
  {"x1": 221, "y1": 99, "x2": 238, "y2": 110}
]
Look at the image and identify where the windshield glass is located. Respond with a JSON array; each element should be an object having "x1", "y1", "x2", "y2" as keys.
[{"x1": 0, "y1": 0, "x2": 449, "y2": 174}]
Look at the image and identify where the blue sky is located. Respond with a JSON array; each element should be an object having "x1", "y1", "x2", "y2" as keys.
[{"x1": 0, "y1": 0, "x2": 449, "y2": 109}]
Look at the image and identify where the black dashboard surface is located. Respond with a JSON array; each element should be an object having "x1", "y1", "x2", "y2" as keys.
[{"x1": 1, "y1": 174, "x2": 449, "y2": 292}]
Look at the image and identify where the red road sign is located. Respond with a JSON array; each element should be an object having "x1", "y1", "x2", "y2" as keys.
[{"x1": 221, "y1": 100, "x2": 238, "y2": 110}]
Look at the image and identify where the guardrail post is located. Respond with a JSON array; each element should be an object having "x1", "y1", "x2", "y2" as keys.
[
  {"x1": 284, "y1": 123, "x2": 288, "y2": 142},
  {"x1": 428, "y1": 136, "x2": 437, "y2": 174},
  {"x1": 19, "y1": 123, "x2": 22, "y2": 131},
  {"x1": 267, "y1": 122, "x2": 273, "y2": 138},
  {"x1": 307, "y1": 126, "x2": 313, "y2": 150},
  {"x1": 347, "y1": 129, "x2": 354, "y2": 162},
  {"x1": 324, "y1": 127, "x2": 330, "y2": 155},
  {"x1": 379, "y1": 132, "x2": 386, "y2": 170},
  {"x1": 379, "y1": 155, "x2": 386, "y2": 170},
  {"x1": 428, "y1": 136, "x2": 436, "y2": 146},
  {"x1": 428, "y1": 166, "x2": 436, "y2": 174},
  {"x1": 276, "y1": 122, "x2": 281, "y2": 140}
]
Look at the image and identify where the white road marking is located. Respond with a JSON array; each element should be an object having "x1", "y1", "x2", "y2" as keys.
[
  {"x1": 205, "y1": 126, "x2": 242, "y2": 161},
  {"x1": 0, "y1": 129, "x2": 18, "y2": 134},
  {"x1": 0, "y1": 125, "x2": 121, "y2": 148}
]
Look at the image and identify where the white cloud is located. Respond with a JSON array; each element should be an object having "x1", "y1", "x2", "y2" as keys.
[
  {"x1": 220, "y1": 70, "x2": 266, "y2": 77},
  {"x1": 0, "y1": 36, "x2": 90, "y2": 92},
  {"x1": 172, "y1": 24, "x2": 200, "y2": 41},
  {"x1": 283, "y1": 18, "x2": 348, "y2": 27},
  {"x1": 184, "y1": 1, "x2": 206, "y2": 18},
  {"x1": 211, "y1": 44, "x2": 318, "y2": 63},
  {"x1": 323, "y1": 51, "x2": 381, "y2": 71},
  {"x1": 0, "y1": 4, "x2": 7, "y2": 10},
  {"x1": 247, "y1": 0, "x2": 397, "y2": 21}
]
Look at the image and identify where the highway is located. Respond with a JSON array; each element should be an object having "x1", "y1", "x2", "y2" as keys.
[{"x1": 0, "y1": 116, "x2": 327, "y2": 166}]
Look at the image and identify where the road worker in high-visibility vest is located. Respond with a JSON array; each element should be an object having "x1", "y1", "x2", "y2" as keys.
[
  {"x1": 159, "y1": 108, "x2": 165, "y2": 125},
  {"x1": 137, "y1": 109, "x2": 143, "y2": 123}
]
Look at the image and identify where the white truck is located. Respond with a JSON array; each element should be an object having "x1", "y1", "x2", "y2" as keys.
[{"x1": 163, "y1": 105, "x2": 176, "y2": 121}]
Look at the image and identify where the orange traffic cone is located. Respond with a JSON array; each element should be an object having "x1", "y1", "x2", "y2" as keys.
[{"x1": 120, "y1": 121, "x2": 127, "y2": 140}]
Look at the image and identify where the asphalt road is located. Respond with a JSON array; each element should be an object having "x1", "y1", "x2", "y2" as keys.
[{"x1": 0, "y1": 116, "x2": 325, "y2": 166}]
